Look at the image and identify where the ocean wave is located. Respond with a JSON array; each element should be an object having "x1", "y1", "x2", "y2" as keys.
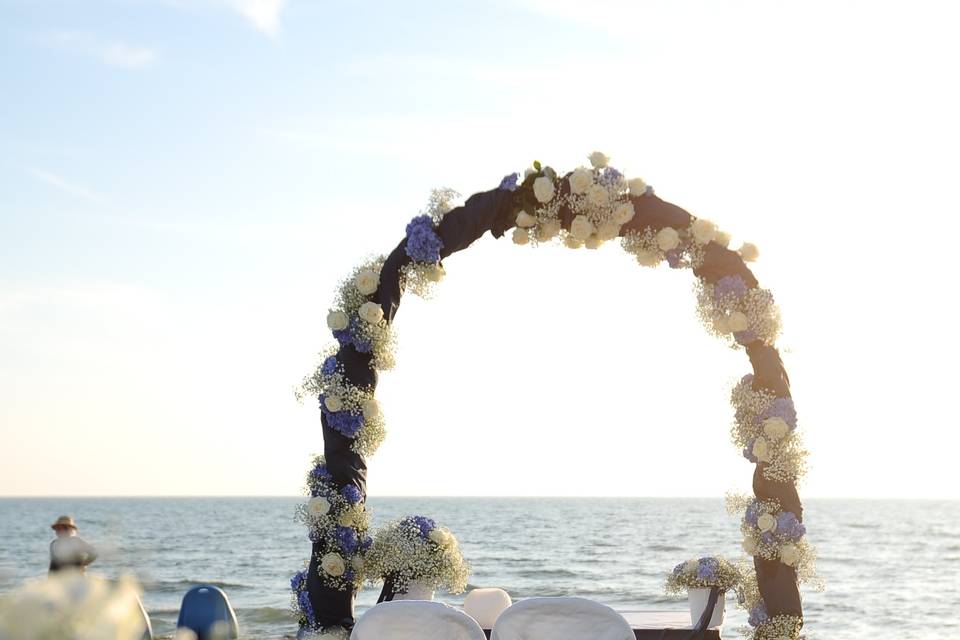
[{"x1": 141, "y1": 579, "x2": 254, "y2": 593}]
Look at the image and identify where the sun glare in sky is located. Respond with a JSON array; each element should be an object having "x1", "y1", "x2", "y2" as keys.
[{"x1": 1, "y1": 0, "x2": 958, "y2": 498}]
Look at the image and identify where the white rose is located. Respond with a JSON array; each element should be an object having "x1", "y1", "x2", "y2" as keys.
[
  {"x1": 337, "y1": 509, "x2": 355, "y2": 527},
  {"x1": 727, "y1": 311, "x2": 749, "y2": 333},
  {"x1": 516, "y1": 211, "x2": 537, "y2": 228},
  {"x1": 763, "y1": 417, "x2": 789, "y2": 441},
  {"x1": 321, "y1": 553, "x2": 345, "y2": 577},
  {"x1": 655, "y1": 227, "x2": 680, "y2": 251},
  {"x1": 715, "y1": 230, "x2": 732, "y2": 248},
  {"x1": 358, "y1": 301, "x2": 384, "y2": 324},
  {"x1": 512, "y1": 228, "x2": 530, "y2": 245},
  {"x1": 752, "y1": 436, "x2": 772, "y2": 463},
  {"x1": 523, "y1": 167, "x2": 536, "y2": 179},
  {"x1": 628, "y1": 177, "x2": 648, "y2": 196},
  {"x1": 757, "y1": 512, "x2": 777, "y2": 533},
  {"x1": 635, "y1": 250, "x2": 660, "y2": 267},
  {"x1": 584, "y1": 234, "x2": 603, "y2": 250},
  {"x1": 354, "y1": 269, "x2": 379, "y2": 296},
  {"x1": 597, "y1": 221, "x2": 621, "y2": 241},
  {"x1": 564, "y1": 235, "x2": 583, "y2": 249},
  {"x1": 533, "y1": 176, "x2": 555, "y2": 203},
  {"x1": 612, "y1": 202, "x2": 635, "y2": 224},
  {"x1": 326, "y1": 310, "x2": 348, "y2": 331},
  {"x1": 569, "y1": 168, "x2": 593, "y2": 194},
  {"x1": 307, "y1": 496, "x2": 330, "y2": 518},
  {"x1": 536, "y1": 219, "x2": 561, "y2": 241},
  {"x1": 588, "y1": 151, "x2": 609, "y2": 168},
  {"x1": 742, "y1": 536, "x2": 758, "y2": 556},
  {"x1": 425, "y1": 264, "x2": 445, "y2": 282},
  {"x1": 324, "y1": 395, "x2": 343, "y2": 412},
  {"x1": 587, "y1": 184, "x2": 609, "y2": 207},
  {"x1": 683, "y1": 559, "x2": 699, "y2": 575},
  {"x1": 428, "y1": 527, "x2": 453, "y2": 548},
  {"x1": 690, "y1": 219, "x2": 717, "y2": 245},
  {"x1": 779, "y1": 544, "x2": 800, "y2": 566},
  {"x1": 361, "y1": 398, "x2": 380, "y2": 420},
  {"x1": 569, "y1": 215, "x2": 594, "y2": 241},
  {"x1": 714, "y1": 316, "x2": 731, "y2": 334},
  {"x1": 739, "y1": 242, "x2": 760, "y2": 262}
]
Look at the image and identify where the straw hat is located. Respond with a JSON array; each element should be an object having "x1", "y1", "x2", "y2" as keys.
[{"x1": 51, "y1": 515, "x2": 77, "y2": 530}]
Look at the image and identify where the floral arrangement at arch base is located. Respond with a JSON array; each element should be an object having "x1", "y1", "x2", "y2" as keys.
[
  {"x1": 364, "y1": 516, "x2": 470, "y2": 600},
  {"x1": 665, "y1": 556, "x2": 743, "y2": 595}
]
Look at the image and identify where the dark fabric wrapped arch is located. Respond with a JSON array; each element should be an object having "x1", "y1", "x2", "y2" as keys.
[{"x1": 305, "y1": 184, "x2": 803, "y2": 631}]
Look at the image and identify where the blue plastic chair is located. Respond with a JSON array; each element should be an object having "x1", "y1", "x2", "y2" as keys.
[{"x1": 176, "y1": 584, "x2": 239, "y2": 640}]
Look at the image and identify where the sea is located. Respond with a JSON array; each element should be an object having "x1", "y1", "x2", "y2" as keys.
[{"x1": 1, "y1": 497, "x2": 958, "y2": 639}]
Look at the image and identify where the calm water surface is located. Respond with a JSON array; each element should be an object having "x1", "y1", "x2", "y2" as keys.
[{"x1": 1, "y1": 498, "x2": 957, "y2": 639}]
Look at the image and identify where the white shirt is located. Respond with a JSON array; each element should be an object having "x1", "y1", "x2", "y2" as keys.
[{"x1": 49, "y1": 534, "x2": 97, "y2": 571}]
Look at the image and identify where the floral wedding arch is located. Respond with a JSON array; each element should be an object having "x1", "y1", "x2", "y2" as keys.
[{"x1": 292, "y1": 153, "x2": 816, "y2": 640}]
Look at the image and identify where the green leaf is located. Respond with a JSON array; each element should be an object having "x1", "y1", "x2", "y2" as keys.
[{"x1": 533, "y1": 160, "x2": 541, "y2": 171}]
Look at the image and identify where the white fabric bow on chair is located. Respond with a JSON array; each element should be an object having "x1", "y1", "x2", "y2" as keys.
[
  {"x1": 351, "y1": 600, "x2": 487, "y2": 640},
  {"x1": 490, "y1": 597, "x2": 634, "y2": 640}
]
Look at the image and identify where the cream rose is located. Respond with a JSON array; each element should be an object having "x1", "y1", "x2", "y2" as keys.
[
  {"x1": 628, "y1": 177, "x2": 648, "y2": 196},
  {"x1": 569, "y1": 168, "x2": 593, "y2": 194},
  {"x1": 536, "y1": 219, "x2": 561, "y2": 241},
  {"x1": 425, "y1": 264, "x2": 445, "y2": 282},
  {"x1": 324, "y1": 395, "x2": 343, "y2": 412},
  {"x1": 587, "y1": 184, "x2": 609, "y2": 207},
  {"x1": 516, "y1": 211, "x2": 537, "y2": 228},
  {"x1": 428, "y1": 527, "x2": 453, "y2": 548},
  {"x1": 326, "y1": 310, "x2": 348, "y2": 331},
  {"x1": 597, "y1": 221, "x2": 621, "y2": 241},
  {"x1": 306, "y1": 496, "x2": 330, "y2": 518},
  {"x1": 588, "y1": 151, "x2": 609, "y2": 168},
  {"x1": 779, "y1": 544, "x2": 800, "y2": 566},
  {"x1": 715, "y1": 230, "x2": 732, "y2": 248},
  {"x1": 321, "y1": 553, "x2": 346, "y2": 577},
  {"x1": 727, "y1": 311, "x2": 749, "y2": 332},
  {"x1": 752, "y1": 436, "x2": 772, "y2": 463},
  {"x1": 337, "y1": 509, "x2": 355, "y2": 527},
  {"x1": 655, "y1": 227, "x2": 680, "y2": 251},
  {"x1": 358, "y1": 301, "x2": 384, "y2": 324},
  {"x1": 570, "y1": 215, "x2": 595, "y2": 241},
  {"x1": 533, "y1": 176, "x2": 555, "y2": 203},
  {"x1": 362, "y1": 398, "x2": 380, "y2": 420},
  {"x1": 742, "y1": 536, "x2": 758, "y2": 556},
  {"x1": 584, "y1": 234, "x2": 603, "y2": 250},
  {"x1": 564, "y1": 235, "x2": 583, "y2": 249},
  {"x1": 757, "y1": 512, "x2": 778, "y2": 533},
  {"x1": 714, "y1": 316, "x2": 731, "y2": 334},
  {"x1": 612, "y1": 202, "x2": 635, "y2": 225},
  {"x1": 354, "y1": 269, "x2": 379, "y2": 296},
  {"x1": 763, "y1": 417, "x2": 790, "y2": 441},
  {"x1": 635, "y1": 250, "x2": 660, "y2": 267},
  {"x1": 683, "y1": 559, "x2": 699, "y2": 575},
  {"x1": 512, "y1": 228, "x2": 530, "y2": 245},
  {"x1": 690, "y1": 219, "x2": 717, "y2": 245},
  {"x1": 739, "y1": 242, "x2": 760, "y2": 262}
]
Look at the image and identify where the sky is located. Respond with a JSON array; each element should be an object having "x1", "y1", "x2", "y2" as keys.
[{"x1": 1, "y1": 0, "x2": 958, "y2": 498}]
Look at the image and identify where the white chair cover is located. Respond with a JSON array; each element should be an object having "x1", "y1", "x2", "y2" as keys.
[
  {"x1": 463, "y1": 588, "x2": 512, "y2": 628},
  {"x1": 351, "y1": 600, "x2": 487, "y2": 640},
  {"x1": 490, "y1": 597, "x2": 634, "y2": 640}
]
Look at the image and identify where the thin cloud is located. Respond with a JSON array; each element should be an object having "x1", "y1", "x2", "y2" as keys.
[
  {"x1": 227, "y1": 0, "x2": 287, "y2": 36},
  {"x1": 29, "y1": 169, "x2": 105, "y2": 203},
  {"x1": 37, "y1": 31, "x2": 158, "y2": 69}
]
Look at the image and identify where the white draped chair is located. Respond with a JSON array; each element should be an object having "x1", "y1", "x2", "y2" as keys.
[
  {"x1": 350, "y1": 600, "x2": 487, "y2": 640},
  {"x1": 490, "y1": 597, "x2": 634, "y2": 640}
]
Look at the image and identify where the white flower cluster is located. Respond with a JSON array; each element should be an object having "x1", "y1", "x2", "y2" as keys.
[
  {"x1": 743, "y1": 613, "x2": 804, "y2": 640},
  {"x1": 734, "y1": 498, "x2": 817, "y2": 584},
  {"x1": 327, "y1": 256, "x2": 396, "y2": 371},
  {"x1": 729, "y1": 378, "x2": 808, "y2": 484},
  {"x1": 695, "y1": 280, "x2": 782, "y2": 347},
  {"x1": 297, "y1": 456, "x2": 371, "y2": 592},
  {"x1": 364, "y1": 518, "x2": 470, "y2": 595}
]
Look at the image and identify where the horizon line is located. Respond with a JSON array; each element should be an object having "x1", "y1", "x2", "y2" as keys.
[{"x1": 1, "y1": 494, "x2": 957, "y2": 501}]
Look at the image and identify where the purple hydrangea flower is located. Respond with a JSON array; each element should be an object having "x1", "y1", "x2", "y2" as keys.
[
  {"x1": 405, "y1": 215, "x2": 443, "y2": 263},
  {"x1": 333, "y1": 318, "x2": 372, "y2": 354},
  {"x1": 290, "y1": 569, "x2": 307, "y2": 592},
  {"x1": 672, "y1": 562, "x2": 684, "y2": 576},
  {"x1": 297, "y1": 589, "x2": 315, "y2": 627},
  {"x1": 403, "y1": 515, "x2": 437, "y2": 539},
  {"x1": 312, "y1": 463, "x2": 332, "y2": 480},
  {"x1": 342, "y1": 484, "x2": 362, "y2": 504},
  {"x1": 308, "y1": 528, "x2": 321, "y2": 543},
  {"x1": 323, "y1": 409, "x2": 364, "y2": 438},
  {"x1": 744, "y1": 500, "x2": 761, "y2": 526},
  {"x1": 741, "y1": 373, "x2": 755, "y2": 386},
  {"x1": 600, "y1": 167, "x2": 623, "y2": 185},
  {"x1": 743, "y1": 439, "x2": 758, "y2": 463},
  {"x1": 665, "y1": 249, "x2": 682, "y2": 269},
  {"x1": 360, "y1": 534, "x2": 373, "y2": 551},
  {"x1": 734, "y1": 330, "x2": 757, "y2": 345},
  {"x1": 776, "y1": 512, "x2": 806, "y2": 541},
  {"x1": 696, "y1": 557, "x2": 719, "y2": 582},
  {"x1": 344, "y1": 567, "x2": 355, "y2": 582},
  {"x1": 499, "y1": 173, "x2": 519, "y2": 191},
  {"x1": 748, "y1": 603, "x2": 768, "y2": 627},
  {"x1": 321, "y1": 356, "x2": 338, "y2": 376},
  {"x1": 760, "y1": 531, "x2": 776, "y2": 546},
  {"x1": 335, "y1": 525, "x2": 358, "y2": 553},
  {"x1": 761, "y1": 397, "x2": 798, "y2": 430},
  {"x1": 714, "y1": 275, "x2": 749, "y2": 300}
]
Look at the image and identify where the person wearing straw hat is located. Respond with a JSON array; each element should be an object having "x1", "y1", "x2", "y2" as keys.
[{"x1": 48, "y1": 515, "x2": 97, "y2": 575}]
